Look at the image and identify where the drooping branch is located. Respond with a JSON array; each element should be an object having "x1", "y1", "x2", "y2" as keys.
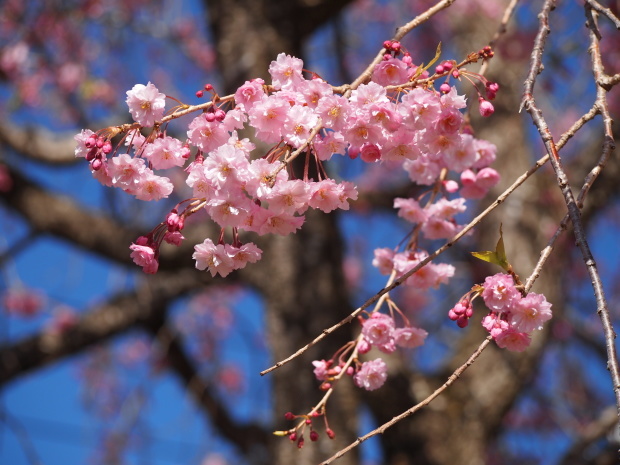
[{"x1": 521, "y1": 0, "x2": 620, "y2": 421}]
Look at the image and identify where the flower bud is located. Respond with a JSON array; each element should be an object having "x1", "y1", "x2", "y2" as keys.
[{"x1": 478, "y1": 98, "x2": 495, "y2": 117}]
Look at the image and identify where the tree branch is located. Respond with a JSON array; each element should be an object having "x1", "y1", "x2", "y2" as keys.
[
  {"x1": 0, "y1": 270, "x2": 204, "y2": 385},
  {"x1": 0, "y1": 119, "x2": 78, "y2": 165}
]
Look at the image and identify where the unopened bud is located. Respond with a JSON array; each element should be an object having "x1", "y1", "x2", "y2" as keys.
[
  {"x1": 214, "y1": 109, "x2": 226, "y2": 121},
  {"x1": 326, "y1": 428, "x2": 336, "y2": 439},
  {"x1": 284, "y1": 411, "x2": 295, "y2": 420},
  {"x1": 478, "y1": 98, "x2": 495, "y2": 117},
  {"x1": 310, "y1": 431, "x2": 319, "y2": 442}
]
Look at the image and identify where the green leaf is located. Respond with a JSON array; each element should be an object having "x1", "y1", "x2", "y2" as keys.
[
  {"x1": 471, "y1": 250, "x2": 500, "y2": 265},
  {"x1": 471, "y1": 225, "x2": 511, "y2": 271}
]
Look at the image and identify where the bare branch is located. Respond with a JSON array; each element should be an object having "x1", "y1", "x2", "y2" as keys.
[
  {"x1": 521, "y1": 0, "x2": 620, "y2": 422},
  {"x1": 585, "y1": 0, "x2": 620, "y2": 30},
  {"x1": 321, "y1": 338, "x2": 493, "y2": 465}
]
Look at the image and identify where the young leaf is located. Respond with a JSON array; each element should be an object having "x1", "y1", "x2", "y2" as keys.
[{"x1": 471, "y1": 225, "x2": 511, "y2": 271}]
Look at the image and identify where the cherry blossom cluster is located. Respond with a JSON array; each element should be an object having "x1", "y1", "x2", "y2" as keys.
[
  {"x1": 448, "y1": 272, "x2": 553, "y2": 352},
  {"x1": 75, "y1": 44, "x2": 500, "y2": 279},
  {"x1": 310, "y1": 311, "x2": 427, "y2": 394}
]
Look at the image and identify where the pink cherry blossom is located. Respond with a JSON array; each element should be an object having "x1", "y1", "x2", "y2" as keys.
[
  {"x1": 142, "y1": 136, "x2": 187, "y2": 170},
  {"x1": 187, "y1": 115, "x2": 229, "y2": 153},
  {"x1": 108, "y1": 154, "x2": 147, "y2": 192},
  {"x1": 481, "y1": 273, "x2": 521, "y2": 312},
  {"x1": 268, "y1": 53, "x2": 304, "y2": 90},
  {"x1": 495, "y1": 328, "x2": 531, "y2": 352},
  {"x1": 74, "y1": 129, "x2": 95, "y2": 158},
  {"x1": 125, "y1": 82, "x2": 166, "y2": 127},
  {"x1": 394, "y1": 197, "x2": 427, "y2": 224},
  {"x1": 129, "y1": 243, "x2": 159, "y2": 274},
  {"x1": 314, "y1": 131, "x2": 347, "y2": 161},
  {"x1": 298, "y1": 78, "x2": 332, "y2": 108},
  {"x1": 394, "y1": 326, "x2": 428, "y2": 348},
  {"x1": 316, "y1": 95, "x2": 350, "y2": 131},
  {"x1": 135, "y1": 171, "x2": 174, "y2": 201},
  {"x1": 511, "y1": 292, "x2": 552, "y2": 332},
  {"x1": 282, "y1": 104, "x2": 319, "y2": 148},
  {"x1": 372, "y1": 56, "x2": 409, "y2": 86},
  {"x1": 267, "y1": 179, "x2": 310, "y2": 214},
  {"x1": 226, "y1": 242, "x2": 263, "y2": 270},
  {"x1": 372, "y1": 248, "x2": 395, "y2": 275},
  {"x1": 259, "y1": 211, "x2": 305, "y2": 236},
  {"x1": 193, "y1": 239, "x2": 235, "y2": 277},
  {"x1": 248, "y1": 95, "x2": 289, "y2": 143},
  {"x1": 481, "y1": 313, "x2": 510, "y2": 339},
  {"x1": 234, "y1": 78, "x2": 265, "y2": 111},
  {"x1": 312, "y1": 360, "x2": 330, "y2": 381},
  {"x1": 163, "y1": 231, "x2": 184, "y2": 246},
  {"x1": 362, "y1": 313, "x2": 395, "y2": 348},
  {"x1": 354, "y1": 358, "x2": 388, "y2": 391}
]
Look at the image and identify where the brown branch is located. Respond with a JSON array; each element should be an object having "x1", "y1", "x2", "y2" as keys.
[
  {"x1": 321, "y1": 338, "x2": 493, "y2": 465},
  {"x1": 521, "y1": 0, "x2": 620, "y2": 423},
  {"x1": 0, "y1": 164, "x2": 198, "y2": 270},
  {"x1": 0, "y1": 270, "x2": 204, "y2": 385},
  {"x1": 585, "y1": 0, "x2": 620, "y2": 30},
  {"x1": 261, "y1": 102, "x2": 598, "y2": 375},
  {"x1": 0, "y1": 119, "x2": 78, "y2": 164}
]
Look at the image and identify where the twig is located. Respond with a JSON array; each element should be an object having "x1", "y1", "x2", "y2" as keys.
[
  {"x1": 344, "y1": 0, "x2": 457, "y2": 94},
  {"x1": 320, "y1": 337, "x2": 492, "y2": 464},
  {"x1": 521, "y1": 0, "x2": 620, "y2": 423},
  {"x1": 260, "y1": 101, "x2": 599, "y2": 375},
  {"x1": 586, "y1": 0, "x2": 620, "y2": 29},
  {"x1": 479, "y1": 0, "x2": 521, "y2": 77}
]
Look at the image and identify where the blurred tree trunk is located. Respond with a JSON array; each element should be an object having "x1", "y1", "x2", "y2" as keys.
[{"x1": 206, "y1": 1, "x2": 360, "y2": 463}]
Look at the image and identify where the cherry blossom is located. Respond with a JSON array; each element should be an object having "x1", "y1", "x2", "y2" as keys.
[
  {"x1": 125, "y1": 82, "x2": 166, "y2": 127},
  {"x1": 354, "y1": 358, "x2": 388, "y2": 391}
]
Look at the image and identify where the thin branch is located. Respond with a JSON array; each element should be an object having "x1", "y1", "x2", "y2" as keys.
[
  {"x1": 521, "y1": 0, "x2": 620, "y2": 422},
  {"x1": 261, "y1": 103, "x2": 599, "y2": 376},
  {"x1": 478, "y1": 0, "x2": 521, "y2": 77},
  {"x1": 343, "y1": 0, "x2": 457, "y2": 94},
  {"x1": 0, "y1": 410, "x2": 44, "y2": 465},
  {"x1": 585, "y1": 0, "x2": 620, "y2": 29},
  {"x1": 320, "y1": 337, "x2": 492, "y2": 465}
]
